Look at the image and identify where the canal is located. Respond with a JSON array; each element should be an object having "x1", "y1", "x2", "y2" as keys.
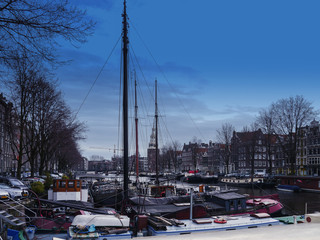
[
  {"x1": 127, "y1": 175, "x2": 320, "y2": 215},
  {"x1": 235, "y1": 187, "x2": 320, "y2": 215}
]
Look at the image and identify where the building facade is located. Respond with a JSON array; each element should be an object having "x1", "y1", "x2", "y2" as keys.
[{"x1": 0, "y1": 94, "x2": 15, "y2": 175}]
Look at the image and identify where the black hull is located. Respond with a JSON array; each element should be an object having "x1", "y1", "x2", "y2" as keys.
[{"x1": 92, "y1": 189, "x2": 123, "y2": 208}]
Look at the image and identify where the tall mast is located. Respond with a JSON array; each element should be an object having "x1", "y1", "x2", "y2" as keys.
[
  {"x1": 134, "y1": 72, "x2": 139, "y2": 184},
  {"x1": 155, "y1": 79, "x2": 159, "y2": 186},
  {"x1": 122, "y1": 0, "x2": 129, "y2": 202}
]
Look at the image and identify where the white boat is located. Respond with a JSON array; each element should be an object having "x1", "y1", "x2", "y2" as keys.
[
  {"x1": 67, "y1": 214, "x2": 131, "y2": 239},
  {"x1": 70, "y1": 214, "x2": 130, "y2": 227},
  {"x1": 148, "y1": 213, "x2": 280, "y2": 236}
]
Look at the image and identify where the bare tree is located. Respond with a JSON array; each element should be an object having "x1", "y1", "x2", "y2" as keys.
[
  {"x1": 5, "y1": 57, "x2": 41, "y2": 178},
  {"x1": 35, "y1": 81, "x2": 85, "y2": 175},
  {"x1": 6, "y1": 55, "x2": 85, "y2": 177},
  {"x1": 160, "y1": 140, "x2": 181, "y2": 173},
  {"x1": 0, "y1": 0, "x2": 95, "y2": 64},
  {"x1": 270, "y1": 95, "x2": 317, "y2": 174},
  {"x1": 216, "y1": 123, "x2": 234, "y2": 174}
]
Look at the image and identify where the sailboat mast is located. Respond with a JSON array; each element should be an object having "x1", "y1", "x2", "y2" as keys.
[
  {"x1": 134, "y1": 72, "x2": 139, "y2": 183},
  {"x1": 155, "y1": 79, "x2": 159, "y2": 186},
  {"x1": 122, "y1": 0, "x2": 129, "y2": 202}
]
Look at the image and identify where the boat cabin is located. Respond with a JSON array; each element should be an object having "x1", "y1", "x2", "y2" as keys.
[
  {"x1": 48, "y1": 179, "x2": 88, "y2": 202},
  {"x1": 204, "y1": 192, "x2": 247, "y2": 213},
  {"x1": 150, "y1": 185, "x2": 175, "y2": 197}
]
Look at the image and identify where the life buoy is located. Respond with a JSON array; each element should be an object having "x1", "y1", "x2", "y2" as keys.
[{"x1": 214, "y1": 218, "x2": 227, "y2": 224}]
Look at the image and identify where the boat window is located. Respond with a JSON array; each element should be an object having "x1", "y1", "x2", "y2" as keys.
[
  {"x1": 59, "y1": 181, "x2": 66, "y2": 188},
  {"x1": 68, "y1": 181, "x2": 75, "y2": 188},
  {"x1": 77, "y1": 181, "x2": 81, "y2": 188}
]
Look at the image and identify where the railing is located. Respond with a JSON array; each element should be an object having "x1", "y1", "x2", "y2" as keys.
[{"x1": 0, "y1": 196, "x2": 37, "y2": 223}]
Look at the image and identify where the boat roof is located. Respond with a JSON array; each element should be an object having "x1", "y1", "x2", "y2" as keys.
[
  {"x1": 71, "y1": 214, "x2": 130, "y2": 227},
  {"x1": 211, "y1": 192, "x2": 246, "y2": 200}
]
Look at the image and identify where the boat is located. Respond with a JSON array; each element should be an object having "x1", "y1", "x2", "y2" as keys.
[
  {"x1": 203, "y1": 192, "x2": 284, "y2": 217},
  {"x1": 90, "y1": 180, "x2": 123, "y2": 208},
  {"x1": 147, "y1": 213, "x2": 280, "y2": 236},
  {"x1": 67, "y1": 214, "x2": 131, "y2": 239},
  {"x1": 245, "y1": 197, "x2": 284, "y2": 217},
  {"x1": 276, "y1": 184, "x2": 301, "y2": 192},
  {"x1": 183, "y1": 173, "x2": 219, "y2": 184},
  {"x1": 220, "y1": 176, "x2": 277, "y2": 189},
  {"x1": 27, "y1": 179, "x2": 119, "y2": 233},
  {"x1": 275, "y1": 175, "x2": 320, "y2": 193},
  {"x1": 128, "y1": 195, "x2": 209, "y2": 219}
]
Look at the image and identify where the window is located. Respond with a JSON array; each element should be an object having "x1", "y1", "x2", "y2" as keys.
[
  {"x1": 68, "y1": 181, "x2": 75, "y2": 188},
  {"x1": 59, "y1": 181, "x2": 66, "y2": 188}
]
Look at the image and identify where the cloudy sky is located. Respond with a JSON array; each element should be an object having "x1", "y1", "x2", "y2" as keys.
[{"x1": 57, "y1": 0, "x2": 320, "y2": 159}]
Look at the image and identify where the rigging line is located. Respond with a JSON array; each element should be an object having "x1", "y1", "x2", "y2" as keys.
[
  {"x1": 129, "y1": 45, "x2": 154, "y2": 117},
  {"x1": 73, "y1": 34, "x2": 122, "y2": 122},
  {"x1": 131, "y1": 46, "x2": 174, "y2": 148},
  {"x1": 129, "y1": 47, "x2": 152, "y2": 131},
  {"x1": 129, "y1": 20, "x2": 207, "y2": 142},
  {"x1": 130, "y1": 45, "x2": 172, "y2": 154}
]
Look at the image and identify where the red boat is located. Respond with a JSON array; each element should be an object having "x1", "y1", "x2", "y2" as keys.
[{"x1": 245, "y1": 197, "x2": 284, "y2": 217}]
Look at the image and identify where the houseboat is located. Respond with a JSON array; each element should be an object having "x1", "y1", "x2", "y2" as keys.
[{"x1": 276, "y1": 176, "x2": 320, "y2": 193}]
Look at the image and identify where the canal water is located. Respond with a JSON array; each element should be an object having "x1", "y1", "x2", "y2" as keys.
[
  {"x1": 165, "y1": 179, "x2": 320, "y2": 216},
  {"x1": 117, "y1": 175, "x2": 320, "y2": 215}
]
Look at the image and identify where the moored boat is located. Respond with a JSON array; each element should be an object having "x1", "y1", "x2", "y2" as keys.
[
  {"x1": 275, "y1": 176, "x2": 320, "y2": 193},
  {"x1": 67, "y1": 214, "x2": 131, "y2": 239},
  {"x1": 148, "y1": 213, "x2": 280, "y2": 236},
  {"x1": 276, "y1": 184, "x2": 301, "y2": 192}
]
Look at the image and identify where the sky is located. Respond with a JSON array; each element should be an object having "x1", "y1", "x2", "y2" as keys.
[{"x1": 56, "y1": 0, "x2": 320, "y2": 160}]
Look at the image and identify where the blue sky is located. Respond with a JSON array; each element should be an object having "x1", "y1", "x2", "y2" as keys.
[{"x1": 56, "y1": 0, "x2": 320, "y2": 159}]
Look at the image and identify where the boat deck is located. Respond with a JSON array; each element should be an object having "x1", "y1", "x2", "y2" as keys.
[
  {"x1": 139, "y1": 222, "x2": 320, "y2": 240},
  {"x1": 148, "y1": 214, "x2": 280, "y2": 236}
]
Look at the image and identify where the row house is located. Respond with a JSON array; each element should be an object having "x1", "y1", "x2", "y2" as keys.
[
  {"x1": 71, "y1": 157, "x2": 89, "y2": 171},
  {"x1": 0, "y1": 94, "x2": 15, "y2": 175},
  {"x1": 231, "y1": 129, "x2": 269, "y2": 176},
  {"x1": 181, "y1": 142, "x2": 208, "y2": 171},
  {"x1": 273, "y1": 135, "x2": 291, "y2": 175},
  {"x1": 298, "y1": 120, "x2": 320, "y2": 176},
  {"x1": 205, "y1": 141, "x2": 225, "y2": 175}
]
